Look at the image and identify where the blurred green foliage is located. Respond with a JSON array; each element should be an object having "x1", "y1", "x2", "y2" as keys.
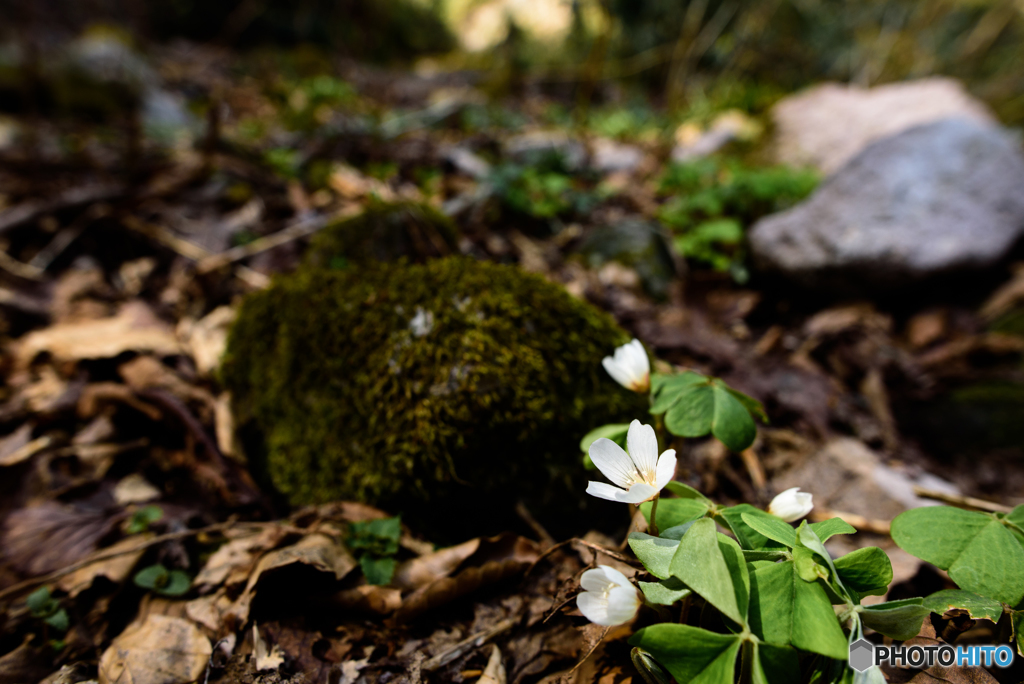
[{"x1": 657, "y1": 157, "x2": 818, "y2": 279}]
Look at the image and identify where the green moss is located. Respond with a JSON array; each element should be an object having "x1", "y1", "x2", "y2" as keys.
[
  {"x1": 306, "y1": 202, "x2": 458, "y2": 268},
  {"x1": 222, "y1": 257, "x2": 646, "y2": 534}
]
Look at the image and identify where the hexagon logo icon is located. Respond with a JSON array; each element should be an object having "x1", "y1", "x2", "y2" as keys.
[{"x1": 849, "y1": 639, "x2": 874, "y2": 673}]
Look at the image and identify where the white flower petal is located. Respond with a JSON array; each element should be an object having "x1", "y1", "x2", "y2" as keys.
[
  {"x1": 576, "y1": 591, "x2": 612, "y2": 625},
  {"x1": 626, "y1": 339, "x2": 650, "y2": 376},
  {"x1": 654, "y1": 449, "x2": 677, "y2": 490},
  {"x1": 580, "y1": 566, "x2": 629, "y2": 592},
  {"x1": 586, "y1": 481, "x2": 629, "y2": 502},
  {"x1": 617, "y1": 482, "x2": 658, "y2": 504},
  {"x1": 605, "y1": 585, "x2": 641, "y2": 625},
  {"x1": 626, "y1": 420, "x2": 659, "y2": 482},
  {"x1": 602, "y1": 356, "x2": 633, "y2": 389},
  {"x1": 589, "y1": 438, "x2": 638, "y2": 489},
  {"x1": 768, "y1": 487, "x2": 814, "y2": 522}
]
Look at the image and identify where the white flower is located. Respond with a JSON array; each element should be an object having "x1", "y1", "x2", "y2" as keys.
[
  {"x1": 602, "y1": 339, "x2": 650, "y2": 393},
  {"x1": 586, "y1": 420, "x2": 676, "y2": 504},
  {"x1": 768, "y1": 487, "x2": 814, "y2": 522},
  {"x1": 576, "y1": 565, "x2": 641, "y2": 626}
]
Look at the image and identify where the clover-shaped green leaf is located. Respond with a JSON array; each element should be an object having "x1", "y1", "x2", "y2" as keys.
[
  {"x1": 892, "y1": 506, "x2": 1024, "y2": 606},
  {"x1": 133, "y1": 564, "x2": 192, "y2": 597},
  {"x1": 649, "y1": 373, "x2": 765, "y2": 451}
]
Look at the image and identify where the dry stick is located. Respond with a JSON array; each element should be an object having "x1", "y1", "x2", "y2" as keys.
[
  {"x1": 422, "y1": 617, "x2": 518, "y2": 672},
  {"x1": 0, "y1": 249, "x2": 44, "y2": 280},
  {"x1": 912, "y1": 486, "x2": 1013, "y2": 514},
  {"x1": 566, "y1": 626, "x2": 611, "y2": 677},
  {"x1": 0, "y1": 519, "x2": 254, "y2": 601},
  {"x1": 809, "y1": 508, "x2": 892, "y2": 536},
  {"x1": 0, "y1": 184, "x2": 123, "y2": 235},
  {"x1": 525, "y1": 538, "x2": 636, "y2": 578},
  {"x1": 120, "y1": 214, "x2": 268, "y2": 288},
  {"x1": 194, "y1": 212, "x2": 335, "y2": 274}
]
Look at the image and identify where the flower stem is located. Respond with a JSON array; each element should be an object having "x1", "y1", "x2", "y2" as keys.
[{"x1": 648, "y1": 494, "x2": 660, "y2": 537}]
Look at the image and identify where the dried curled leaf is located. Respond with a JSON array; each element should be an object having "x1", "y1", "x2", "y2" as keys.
[{"x1": 98, "y1": 615, "x2": 211, "y2": 684}]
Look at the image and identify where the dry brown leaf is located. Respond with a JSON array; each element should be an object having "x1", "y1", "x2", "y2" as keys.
[
  {"x1": 392, "y1": 538, "x2": 480, "y2": 591},
  {"x1": 176, "y1": 306, "x2": 235, "y2": 376},
  {"x1": 253, "y1": 624, "x2": 286, "y2": 672},
  {"x1": 214, "y1": 393, "x2": 239, "y2": 459},
  {"x1": 185, "y1": 590, "x2": 235, "y2": 633},
  {"x1": 244, "y1": 531, "x2": 357, "y2": 591},
  {"x1": 98, "y1": 614, "x2": 212, "y2": 684},
  {"x1": 0, "y1": 637, "x2": 51, "y2": 684},
  {"x1": 78, "y1": 383, "x2": 162, "y2": 421},
  {"x1": 2, "y1": 501, "x2": 115, "y2": 575},
  {"x1": 13, "y1": 300, "x2": 181, "y2": 369},
  {"x1": 113, "y1": 473, "x2": 162, "y2": 505},
  {"x1": 333, "y1": 584, "x2": 403, "y2": 615},
  {"x1": 58, "y1": 534, "x2": 151, "y2": 597},
  {"x1": 194, "y1": 525, "x2": 286, "y2": 590},
  {"x1": 391, "y1": 559, "x2": 528, "y2": 624},
  {"x1": 478, "y1": 644, "x2": 507, "y2": 684},
  {"x1": 0, "y1": 430, "x2": 51, "y2": 467},
  {"x1": 119, "y1": 355, "x2": 213, "y2": 406}
]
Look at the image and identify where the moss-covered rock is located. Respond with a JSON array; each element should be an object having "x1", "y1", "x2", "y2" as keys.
[
  {"x1": 222, "y1": 257, "x2": 646, "y2": 535},
  {"x1": 306, "y1": 202, "x2": 458, "y2": 268}
]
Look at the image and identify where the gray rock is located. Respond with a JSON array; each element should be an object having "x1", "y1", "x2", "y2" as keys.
[
  {"x1": 774, "y1": 438, "x2": 959, "y2": 522},
  {"x1": 505, "y1": 130, "x2": 586, "y2": 171},
  {"x1": 749, "y1": 118, "x2": 1024, "y2": 289},
  {"x1": 591, "y1": 138, "x2": 643, "y2": 174},
  {"x1": 771, "y1": 78, "x2": 996, "y2": 174}
]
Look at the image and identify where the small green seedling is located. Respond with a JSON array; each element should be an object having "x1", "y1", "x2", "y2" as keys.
[
  {"x1": 126, "y1": 505, "x2": 163, "y2": 534},
  {"x1": 133, "y1": 564, "x2": 192, "y2": 597},
  {"x1": 26, "y1": 586, "x2": 69, "y2": 633},
  {"x1": 348, "y1": 516, "x2": 402, "y2": 586}
]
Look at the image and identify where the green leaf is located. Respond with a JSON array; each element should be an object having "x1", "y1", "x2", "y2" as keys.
[
  {"x1": 795, "y1": 523, "x2": 844, "y2": 591},
  {"x1": 743, "y1": 550, "x2": 791, "y2": 563},
  {"x1": 834, "y1": 547, "x2": 893, "y2": 597},
  {"x1": 360, "y1": 555, "x2": 397, "y2": 585},
  {"x1": 1012, "y1": 610, "x2": 1024, "y2": 656},
  {"x1": 892, "y1": 506, "x2": 1024, "y2": 605},
  {"x1": 629, "y1": 624, "x2": 741, "y2": 684},
  {"x1": 639, "y1": 578, "x2": 692, "y2": 606},
  {"x1": 711, "y1": 384, "x2": 757, "y2": 452},
  {"x1": 649, "y1": 372, "x2": 708, "y2": 413},
  {"x1": 718, "y1": 533, "x2": 750, "y2": 620},
  {"x1": 133, "y1": 564, "x2": 170, "y2": 591},
  {"x1": 159, "y1": 571, "x2": 192, "y2": 597},
  {"x1": 669, "y1": 518, "x2": 744, "y2": 626},
  {"x1": 921, "y1": 589, "x2": 1004, "y2": 622},
  {"x1": 1005, "y1": 505, "x2": 1024, "y2": 535},
  {"x1": 628, "y1": 533, "x2": 680, "y2": 580},
  {"x1": 26, "y1": 587, "x2": 56, "y2": 616},
  {"x1": 43, "y1": 609, "x2": 69, "y2": 633},
  {"x1": 664, "y1": 383, "x2": 715, "y2": 437},
  {"x1": 809, "y1": 517, "x2": 857, "y2": 543},
  {"x1": 664, "y1": 481, "x2": 711, "y2": 502},
  {"x1": 127, "y1": 505, "x2": 163, "y2": 534},
  {"x1": 349, "y1": 516, "x2": 402, "y2": 557},
  {"x1": 725, "y1": 387, "x2": 769, "y2": 424},
  {"x1": 631, "y1": 648, "x2": 675, "y2": 684},
  {"x1": 640, "y1": 497, "x2": 710, "y2": 531},
  {"x1": 133, "y1": 565, "x2": 191, "y2": 596},
  {"x1": 740, "y1": 510, "x2": 797, "y2": 548},
  {"x1": 751, "y1": 642, "x2": 800, "y2": 684},
  {"x1": 860, "y1": 599, "x2": 931, "y2": 641},
  {"x1": 748, "y1": 560, "x2": 849, "y2": 659},
  {"x1": 718, "y1": 504, "x2": 779, "y2": 550},
  {"x1": 580, "y1": 423, "x2": 629, "y2": 453}
]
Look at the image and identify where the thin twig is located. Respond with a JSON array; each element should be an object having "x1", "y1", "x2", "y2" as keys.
[
  {"x1": 525, "y1": 538, "x2": 636, "y2": 578},
  {"x1": 0, "y1": 519, "x2": 252, "y2": 601},
  {"x1": 422, "y1": 617, "x2": 518, "y2": 672},
  {"x1": 120, "y1": 214, "x2": 268, "y2": 288},
  {"x1": 194, "y1": 211, "x2": 340, "y2": 274},
  {"x1": 810, "y1": 508, "x2": 891, "y2": 535},
  {"x1": 912, "y1": 487, "x2": 1013, "y2": 514},
  {"x1": 0, "y1": 184, "x2": 123, "y2": 235},
  {"x1": 0, "y1": 249, "x2": 44, "y2": 280},
  {"x1": 566, "y1": 626, "x2": 610, "y2": 677}
]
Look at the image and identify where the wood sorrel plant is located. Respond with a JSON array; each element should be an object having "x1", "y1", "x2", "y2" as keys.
[{"x1": 581, "y1": 339, "x2": 1024, "y2": 683}]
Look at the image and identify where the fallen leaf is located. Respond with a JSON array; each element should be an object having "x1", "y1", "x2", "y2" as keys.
[
  {"x1": 185, "y1": 590, "x2": 235, "y2": 633},
  {"x1": 332, "y1": 585, "x2": 403, "y2": 615},
  {"x1": 176, "y1": 306, "x2": 236, "y2": 376},
  {"x1": 13, "y1": 301, "x2": 181, "y2": 370},
  {"x1": 119, "y1": 355, "x2": 213, "y2": 406},
  {"x1": 58, "y1": 534, "x2": 151, "y2": 597},
  {"x1": 113, "y1": 473, "x2": 162, "y2": 505},
  {"x1": 392, "y1": 538, "x2": 480, "y2": 591},
  {"x1": 98, "y1": 615, "x2": 211, "y2": 684},
  {"x1": 479, "y1": 644, "x2": 507, "y2": 684},
  {"x1": 253, "y1": 624, "x2": 286, "y2": 672},
  {"x1": 0, "y1": 637, "x2": 50, "y2": 684},
  {"x1": 2, "y1": 501, "x2": 115, "y2": 575},
  {"x1": 0, "y1": 428, "x2": 51, "y2": 467}
]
